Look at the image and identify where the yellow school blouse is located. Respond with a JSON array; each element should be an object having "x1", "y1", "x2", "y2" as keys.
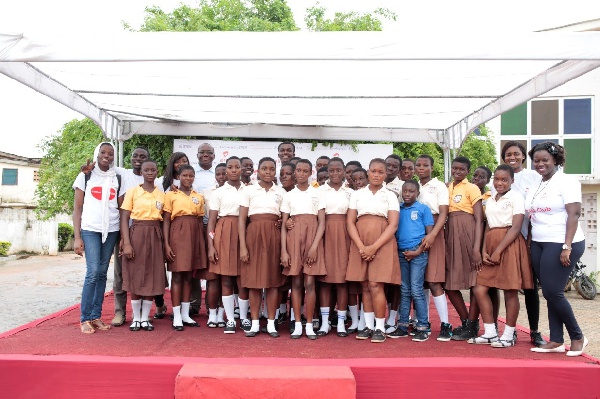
[
  {"x1": 163, "y1": 190, "x2": 204, "y2": 220},
  {"x1": 447, "y1": 179, "x2": 482, "y2": 214},
  {"x1": 121, "y1": 185, "x2": 165, "y2": 221}
]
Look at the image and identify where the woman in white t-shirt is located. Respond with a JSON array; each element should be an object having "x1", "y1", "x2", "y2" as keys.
[
  {"x1": 526, "y1": 142, "x2": 588, "y2": 357},
  {"x1": 73, "y1": 142, "x2": 122, "y2": 334}
]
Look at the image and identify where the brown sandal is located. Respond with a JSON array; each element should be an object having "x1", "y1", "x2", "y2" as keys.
[
  {"x1": 80, "y1": 321, "x2": 96, "y2": 334},
  {"x1": 90, "y1": 319, "x2": 111, "y2": 331}
]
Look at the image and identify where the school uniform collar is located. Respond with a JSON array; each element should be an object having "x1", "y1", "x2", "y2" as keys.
[
  {"x1": 321, "y1": 182, "x2": 350, "y2": 192},
  {"x1": 450, "y1": 179, "x2": 469, "y2": 189},
  {"x1": 223, "y1": 181, "x2": 244, "y2": 191},
  {"x1": 421, "y1": 177, "x2": 440, "y2": 187},
  {"x1": 492, "y1": 189, "x2": 516, "y2": 202},
  {"x1": 400, "y1": 201, "x2": 419, "y2": 209},
  {"x1": 253, "y1": 182, "x2": 278, "y2": 192}
]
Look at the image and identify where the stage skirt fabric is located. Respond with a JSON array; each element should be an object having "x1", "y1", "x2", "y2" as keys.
[
  {"x1": 241, "y1": 214, "x2": 285, "y2": 289},
  {"x1": 123, "y1": 220, "x2": 166, "y2": 296},
  {"x1": 477, "y1": 227, "x2": 534, "y2": 290},
  {"x1": 167, "y1": 215, "x2": 206, "y2": 272},
  {"x1": 319, "y1": 214, "x2": 350, "y2": 284},
  {"x1": 209, "y1": 216, "x2": 241, "y2": 276},
  {"x1": 445, "y1": 211, "x2": 477, "y2": 290},
  {"x1": 425, "y1": 214, "x2": 446, "y2": 283},
  {"x1": 282, "y1": 214, "x2": 327, "y2": 277},
  {"x1": 346, "y1": 215, "x2": 400, "y2": 285}
]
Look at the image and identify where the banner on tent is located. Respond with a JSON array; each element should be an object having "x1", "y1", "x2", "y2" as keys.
[{"x1": 174, "y1": 139, "x2": 393, "y2": 182}]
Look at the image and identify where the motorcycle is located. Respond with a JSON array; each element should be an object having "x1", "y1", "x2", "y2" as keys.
[{"x1": 564, "y1": 261, "x2": 597, "y2": 300}]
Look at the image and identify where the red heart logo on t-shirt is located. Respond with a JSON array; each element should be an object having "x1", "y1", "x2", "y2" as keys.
[{"x1": 90, "y1": 186, "x2": 116, "y2": 201}]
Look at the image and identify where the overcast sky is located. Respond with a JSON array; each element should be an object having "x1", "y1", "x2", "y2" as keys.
[{"x1": 0, "y1": 0, "x2": 596, "y2": 157}]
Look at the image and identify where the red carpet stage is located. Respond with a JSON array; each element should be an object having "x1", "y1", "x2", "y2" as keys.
[{"x1": 1, "y1": 292, "x2": 599, "y2": 398}]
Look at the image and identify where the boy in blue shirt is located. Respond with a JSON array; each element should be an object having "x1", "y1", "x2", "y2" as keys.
[{"x1": 389, "y1": 180, "x2": 434, "y2": 342}]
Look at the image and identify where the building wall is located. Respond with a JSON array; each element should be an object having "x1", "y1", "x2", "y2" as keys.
[
  {"x1": 0, "y1": 208, "x2": 72, "y2": 255},
  {"x1": 0, "y1": 161, "x2": 39, "y2": 205}
]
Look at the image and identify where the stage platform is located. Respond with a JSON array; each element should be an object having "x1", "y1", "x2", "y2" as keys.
[{"x1": 1, "y1": 292, "x2": 599, "y2": 398}]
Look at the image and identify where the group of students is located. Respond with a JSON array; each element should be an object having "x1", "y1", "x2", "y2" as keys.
[{"x1": 72, "y1": 140, "x2": 588, "y2": 356}]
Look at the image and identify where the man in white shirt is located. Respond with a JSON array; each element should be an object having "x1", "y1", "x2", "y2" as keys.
[
  {"x1": 193, "y1": 143, "x2": 216, "y2": 193},
  {"x1": 384, "y1": 154, "x2": 404, "y2": 197}
]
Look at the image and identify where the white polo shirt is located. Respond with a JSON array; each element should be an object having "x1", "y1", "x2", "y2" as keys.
[
  {"x1": 318, "y1": 183, "x2": 353, "y2": 215},
  {"x1": 485, "y1": 189, "x2": 525, "y2": 229},
  {"x1": 349, "y1": 186, "x2": 399, "y2": 218},
  {"x1": 240, "y1": 183, "x2": 285, "y2": 216},
  {"x1": 281, "y1": 186, "x2": 326, "y2": 216},
  {"x1": 418, "y1": 177, "x2": 449, "y2": 215},
  {"x1": 210, "y1": 182, "x2": 245, "y2": 217}
]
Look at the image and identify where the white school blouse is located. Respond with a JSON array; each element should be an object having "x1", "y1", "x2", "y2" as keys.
[
  {"x1": 210, "y1": 182, "x2": 245, "y2": 217},
  {"x1": 240, "y1": 183, "x2": 285, "y2": 216},
  {"x1": 418, "y1": 177, "x2": 449, "y2": 215},
  {"x1": 281, "y1": 186, "x2": 326, "y2": 216},
  {"x1": 485, "y1": 190, "x2": 525, "y2": 229},
  {"x1": 384, "y1": 176, "x2": 403, "y2": 197},
  {"x1": 318, "y1": 183, "x2": 353, "y2": 215},
  {"x1": 349, "y1": 186, "x2": 399, "y2": 218}
]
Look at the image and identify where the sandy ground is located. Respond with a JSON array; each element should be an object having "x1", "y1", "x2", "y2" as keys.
[{"x1": 1, "y1": 252, "x2": 599, "y2": 358}]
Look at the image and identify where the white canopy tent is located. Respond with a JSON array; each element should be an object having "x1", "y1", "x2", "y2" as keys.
[{"x1": 1, "y1": 31, "x2": 600, "y2": 178}]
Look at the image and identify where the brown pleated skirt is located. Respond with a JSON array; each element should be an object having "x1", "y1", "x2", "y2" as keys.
[
  {"x1": 425, "y1": 214, "x2": 446, "y2": 283},
  {"x1": 167, "y1": 215, "x2": 206, "y2": 272},
  {"x1": 445, "y1": 211, "x2": 477, "y2": 290},
  {"x1": 282, "y1": 214, "x2": 326, "y2": 277},
  {"x1": 477, "y1": 227, "x2": 534, "y2": 290},
  {"x1": 123, "y1": 220, "x2": 166, "y2": 296},
  {"x1": 319, "y1": 214, "x2": 350, "y2": 284},
  {"x1": 346, "y1": 215, "x2": 401, "y2": 285},
  {"x1": 209, "y1": 216, "x2": 241, "y2": 276},
  {"x1": 241, "y1": 214, "x2": 284, "y2": 289}
]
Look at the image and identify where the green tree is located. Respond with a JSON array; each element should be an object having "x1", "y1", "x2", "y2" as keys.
[
  {"x1": 129, "y1": 0, "x2": 298, "y2": 32},
  {"x1": 305, "y1": 5, "x2": 396, "y2": 31},
  {"x1": 35, "y1": 119, "x2": 103, "y2": 219},
  {"x1": 458, "y1": 124, "x2": 498, "y2": 179}
]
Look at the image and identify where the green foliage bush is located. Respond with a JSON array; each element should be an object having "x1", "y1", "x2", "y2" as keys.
[
  {"x1": 58, "y1": 223, "x2": 74, "y2": 252},
  {"x1": 0, "y1": 241, "x2": 11, "y2": 256}
]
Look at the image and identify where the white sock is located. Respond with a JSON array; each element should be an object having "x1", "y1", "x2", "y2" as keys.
[
  {"x1": 386, "y1": 310, "x2": 397, "y2": 326},
  {"x1": 251, "y1": 319, "x2": 260, "y2": 333},
  {"x1": 181, "y1": 302, "x2": 194, "y2": 323},
  {"x1": 433, "y1": 294, "x2": 449, "y2": 324},
  {"x1": 364, "y1": 312, "x2": 375, "y2": 330},
  {"x1": 424, "y1": 288, "x2": 431, "y2": 319},
  {"x1": 292, "y1": 321, "x2": 303, "y2": 337},
  {"x1": 358, "y1": 304, "x2": 366, "y2": 330},
  {"x1": 501, "y1": 325, "x2": 516, "y2": 341},
  {"x1": 209, "y1": 308, "x2": 217, "y2": 323},
  {"x1": 348, "y1": 305, "x2": 359, "y2": 329},
  {"x1": 375, "y1": 317, "x2": 385, "y2": 332},
  {"x1": 290, "y1": 308, "x2": 296, "y2": 321},
  {"x1": 319, "y1": 307, "x2": 330, "y2": 332},
  {"x1": 131, "y1": 299, "x2": 142, "y2": 322},
  {"x1": 238, "y1": 299, "x2": 249, "y2": 321},
  {"x1": 483, "y1": 323, "x2": 497, "y2": 338},
  {"x1": 141, "y1": 299, "x2": 152, "y2": 322},
  {"x1": 267, "y1": 319, "x2": 276, "y2": 333},
  {"x1": 305, "y1": 322, "x2": 315, "y2": 336},
  {"x1": 337, "y1": 310, "x2": 347, "y2": 332},
  {"x1": 279, "y1": 303, "x2": 287, "y2": 315},
  {"x1": 217, "y1": 306, "x2": 225, "y2": 322},
  {"x1": 222, "y1": 295, "x2": 235, "y2": 322},
  {"x1": 172, "y1": 305, "x2": 182, "y2": 326}
]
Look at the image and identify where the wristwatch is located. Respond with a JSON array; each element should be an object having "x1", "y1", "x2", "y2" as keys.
[{"x1": 562, "y1": 244, "x2": 572, "y2": 251}]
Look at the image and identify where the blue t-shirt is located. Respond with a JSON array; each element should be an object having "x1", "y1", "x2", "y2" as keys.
[{"x1": 396, "y1": 200, "x2": 434, "y2": 250}]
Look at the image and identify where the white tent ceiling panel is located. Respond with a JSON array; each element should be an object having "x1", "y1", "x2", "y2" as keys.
[{"x1": 1, "y1": 31, "x2": 600, "y2": 149}]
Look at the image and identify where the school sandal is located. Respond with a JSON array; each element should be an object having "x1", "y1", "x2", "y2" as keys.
[
  {"x1": 337, "y1": 330, "x2": 349, "y2": 338},
  {"x1": 129, "y1": 321, "x2": 141, "y2": 332},
  {"x1": 346, "y1": 327, "x2": 358, "y2": 334},
  {"x1": 80, "y1": 321, "x2": 95, "y2": 334},
  {"x1": 491, "y1": 338, "x2": 516, "y2": 348},
  {"x1": 217, "y1": 321, "x2": 227, "y2": 328},
  {"x1": 207, "y1": 321, "x2": 218, "y2": 328},
  {"x1": 140, "y1": 320, "x2": 154, "y2": 331},
  {"x1": 316, "y1": 326, "x2": 330, "y2": 337},
  {"x1": 467, "y1": 335, "x2": 498, "y2": 345}
]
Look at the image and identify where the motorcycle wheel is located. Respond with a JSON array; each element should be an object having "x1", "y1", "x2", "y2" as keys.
[{"x1": 574, "y1": 276, "x2": 597, "y2": 300}]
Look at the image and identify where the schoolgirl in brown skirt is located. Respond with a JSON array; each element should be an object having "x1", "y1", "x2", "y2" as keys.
[
  {"x1": 162, "y1": 164, "x2": 206, "y2": 331},
  {"x1": 207, "y1": 156, "x2": 248, "y2": 334},
  {"x1": 445, "y1": 156, "x2": 483, "y2": 341},
  {"x1": 239, "y1": 157, "x2": 286, "y2": 338},
  {"x1": 415, "y1": 154, "x2": 452, "y2": 341},
  {"x1": 346, "y1": 158, "x2": 400, "y2": 344},
  {"x1": 281, "y1": 159, "x2": 326, "y2": 340},
  {"x1": 316, "y1": 157, "x2": 353, "y2": 337},
  {"x1": 471, "y1": 165, "x2": 533, "y2": 348},
  {"x1": 121, "y1": 160, "x2": 166, "y2": 332}
]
